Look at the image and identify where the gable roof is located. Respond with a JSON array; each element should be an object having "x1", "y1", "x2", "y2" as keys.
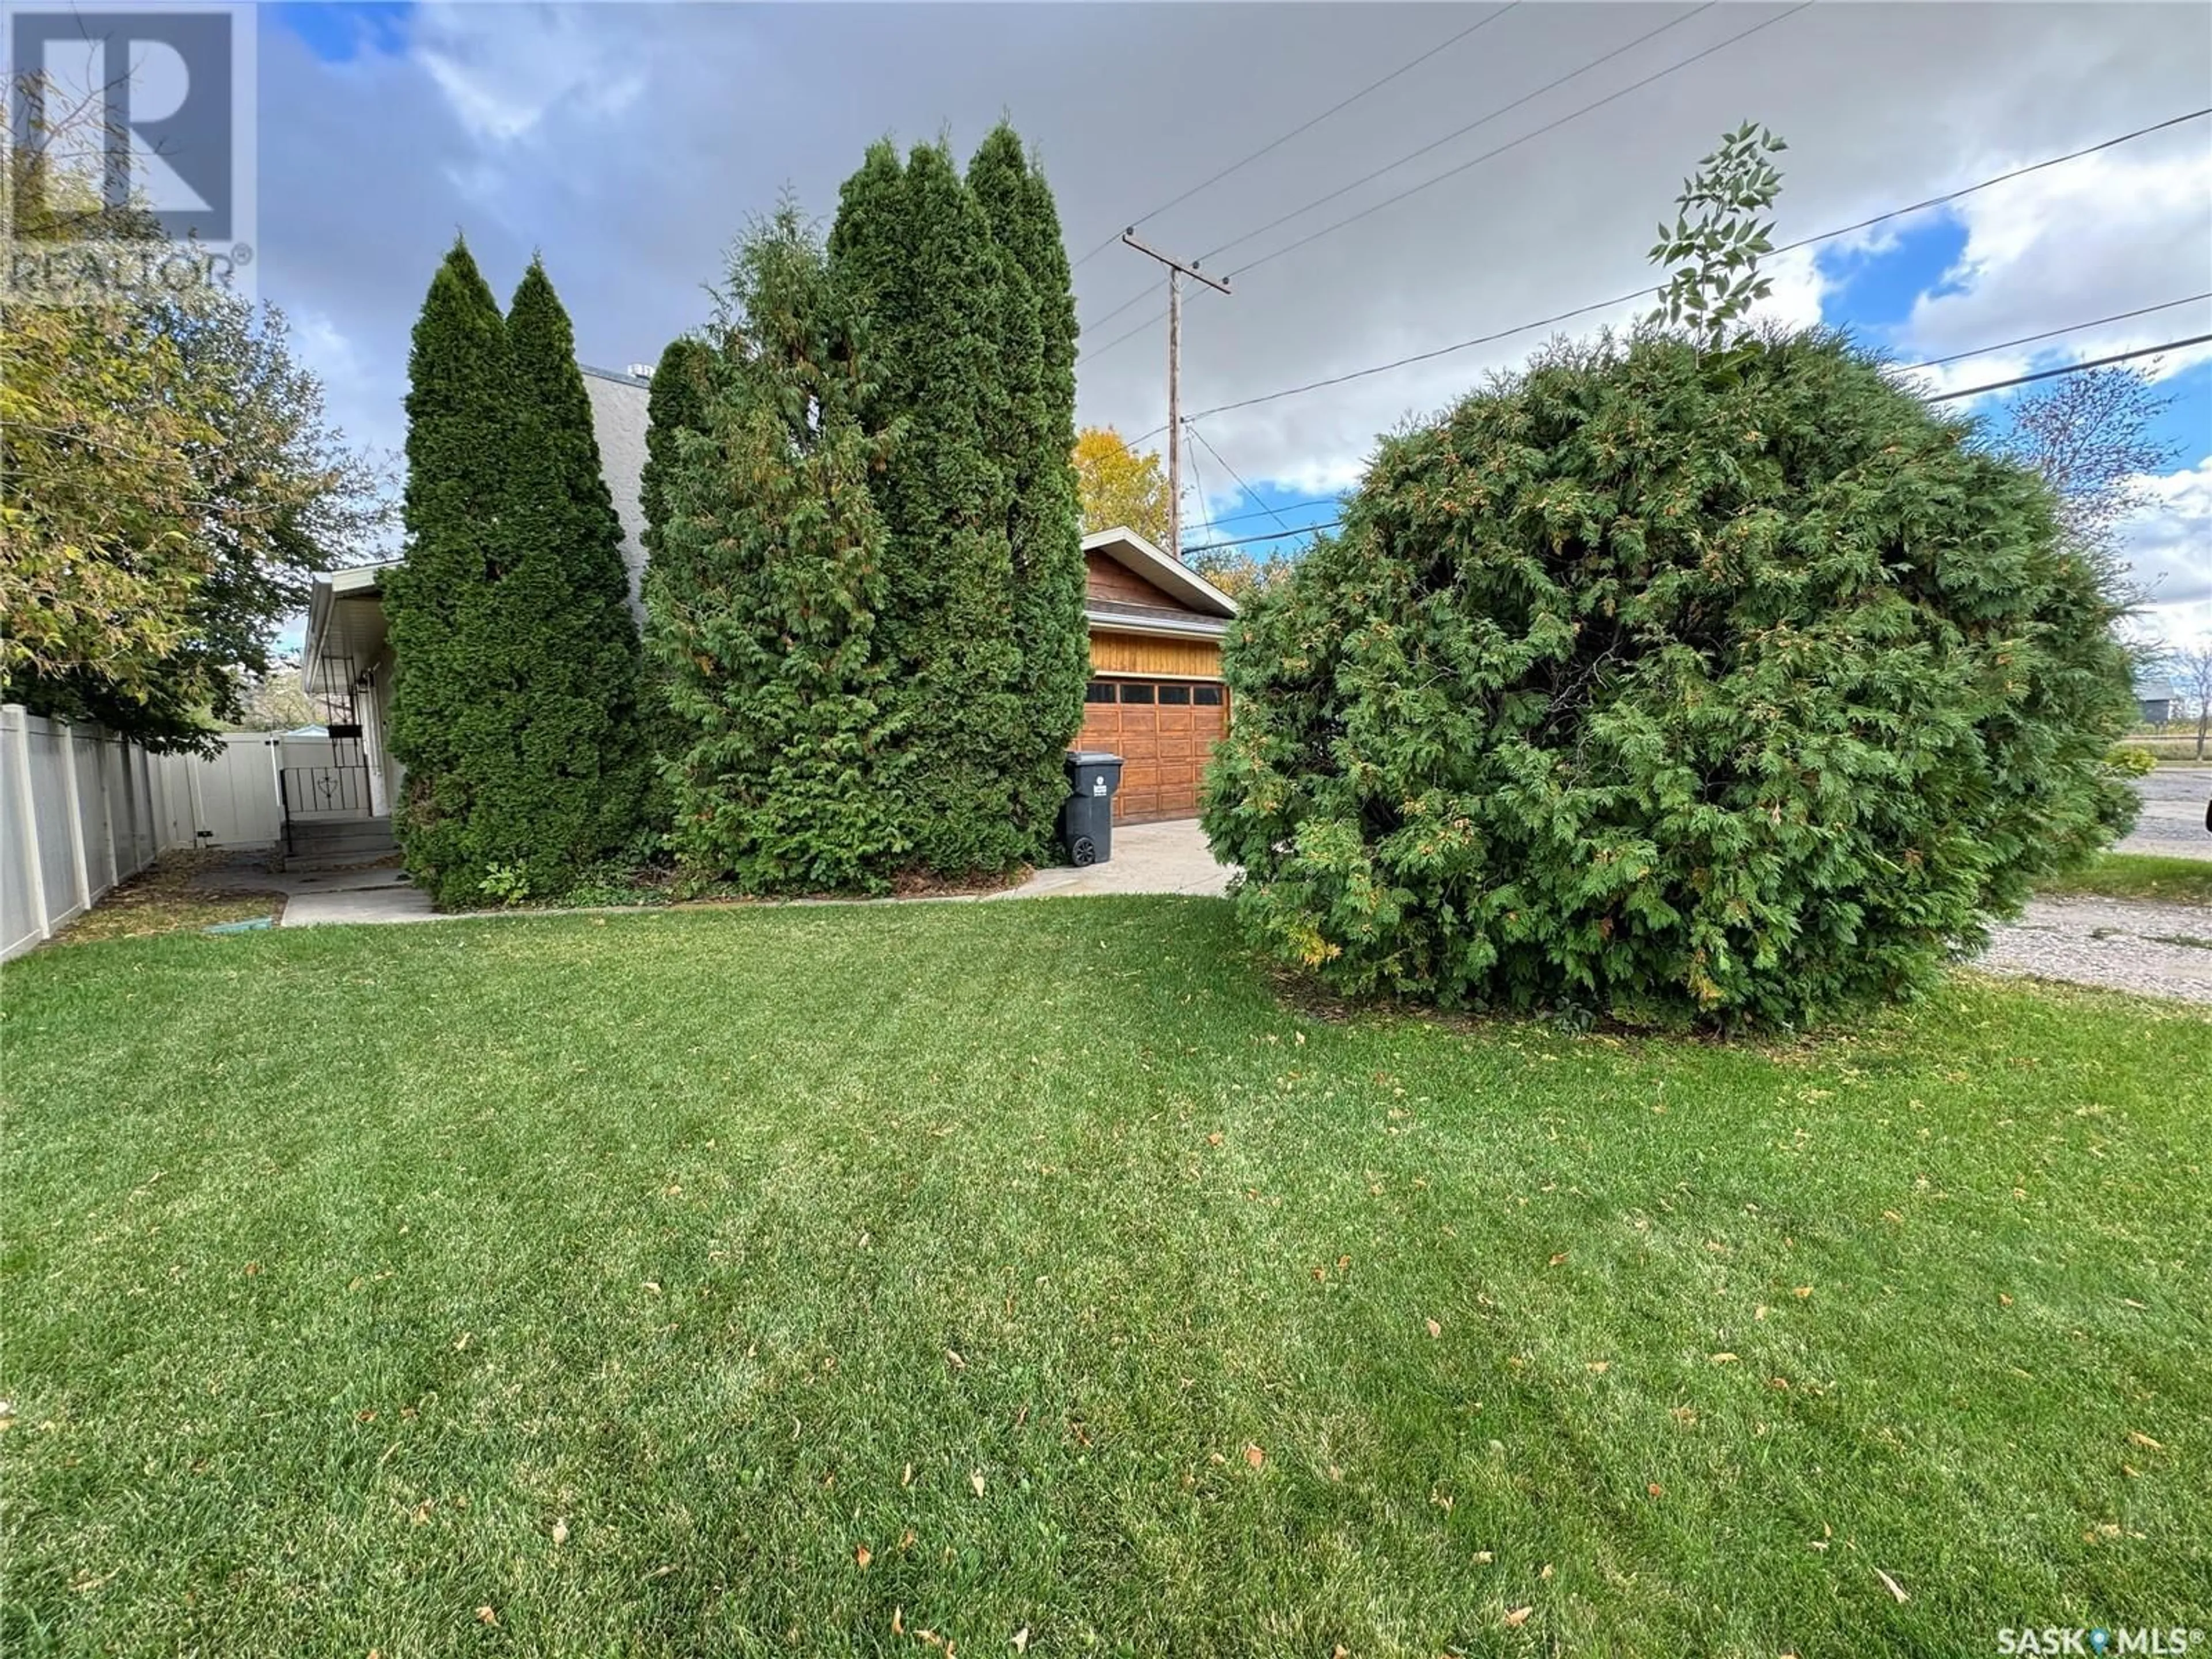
[{"x1": 1082, "y1": 526, "x2": 1239, "y2": 618}]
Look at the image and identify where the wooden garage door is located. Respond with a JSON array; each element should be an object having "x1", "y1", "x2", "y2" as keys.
[{"x1": 1075, "y1": 678, "x2": 1229, "y2": 823}]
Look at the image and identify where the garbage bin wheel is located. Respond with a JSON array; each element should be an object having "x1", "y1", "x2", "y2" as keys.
[{"x1": 1070, "y1": 835, "x2": 1098, "y2": 868}]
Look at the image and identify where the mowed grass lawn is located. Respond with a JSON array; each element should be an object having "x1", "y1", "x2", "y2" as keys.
[{"x1": 3, "y1": 899, "x2": 2208, "y2": 1657}]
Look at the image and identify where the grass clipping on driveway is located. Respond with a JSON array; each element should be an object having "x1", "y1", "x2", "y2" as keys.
[{"x1": 2, "y1": 900, "x2": 2207, "y2": 1655}]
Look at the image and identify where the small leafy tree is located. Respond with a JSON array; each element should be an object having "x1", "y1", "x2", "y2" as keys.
[
  {"x1": 644, "y1": 206, "x2": 903, "y2": 892},
  {"x1": 1647, "y1": 121, "x2": 1787, "y2": 350},
  {"x1": 2, "y1": 67, "x2": 388, "y2": 749}
]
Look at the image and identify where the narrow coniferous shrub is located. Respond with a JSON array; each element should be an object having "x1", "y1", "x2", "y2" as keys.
[
  {"x1": 637, "y1": 335, "x2": 718, "y2": 833},
  {"x1": 643, "y1": 207, "x2": 903, "y2": 892},
  {"x1": 385, "y1": 245, "x2": 646, "y2": 907},
  {"x1": 968, "y1": 124, "x2": 1089, "y2": 861},
  {"x1": 383, "y1": 239, "x2": 513, "y2": 906},
  {"x1": 1202, "y1": 329, "x2": 2140, "y2": 1028},
  {"x1": 829, "y1": 140, "x2": 1027, "y2": 876}
]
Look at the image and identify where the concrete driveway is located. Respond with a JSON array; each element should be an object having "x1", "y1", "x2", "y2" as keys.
[{"x1": 1001, "y1": 819, "x2": 1230, "y2": 900}]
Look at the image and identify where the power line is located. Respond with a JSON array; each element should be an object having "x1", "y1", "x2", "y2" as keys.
[
  {"x1": 1152, "y1": 108, "x2": 2212, "y2": 426},
  {"x1": 1200, "y1": 1, "x2": 1718, "y2": 267},
  {"x1": 1895, "y1": 293, "x2": 2211, "y2": 373},
  {"x1": 1179, "y1": 420, "x2": 1219, "y2": 550},
  {"x1": 1081, "y1": 1, "x2": 1803, "y2": 363},
  {"x1": 1175, "y1": 324, "x2": 2212, "y2": 553},
  {"x1": 1924, "y1": 334, "x2": 2212, "y2": 402},
  {"x1": 1185, "y1": 423, "x2": 1296, "y2": 534},
  {"x1": 1183, "y1": 519, "x2": 1347, "y2": 558},
  {"x1": 1227, "y1": 2, "x2": 1813, "y2": 279},
  {"x1": 1071, "y1": 2, "x2": 1523, "y2": 279}
]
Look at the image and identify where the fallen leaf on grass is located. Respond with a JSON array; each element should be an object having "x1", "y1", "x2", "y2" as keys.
[
  {"x1": 1793, "y1": 1286, "x2": 1812, "y2": 1298},
  {"x1": 1013, "y1": 1630, "x2": 1031, "y2": 1653},
  {"x1": 1647, "y1": 1483, "x2": 1664, "y2": 1498},
  {"x1": 1425, "y1": 1319, "x2": 1442, "y2": 1339},
  {"x1": 946, "y1": 1349, "x2": 966, "y2": 1370},
  {"x1": 970, "y1": 1471, "x2": 987, "y2": 1497},
  {"x1": 551, "y1": 1518, "x2": 569, "y2": 1546},
  {"x1": 2127, "y1": 1430, "x2": 2163, "y2": 1450},
  {"x1": 893, "y1": 1608, "x2": 906, "y2": 1635},
  {"x1": 855, "y1": 1544, "x2": 872, "y2": 1568},
  {"x1": 1710, "y1": 1353, "x2": 1740, "y2": 1365},
  {"x1": 902, "y1": 1463, "x2": 915, "y2": 1488},
  {"x1": 1503, "y1": 1606, "x2": 1533, "y2": 1628},
  {"x1": 1873, "y1": 1568, "x2": 1908, "y2": 1603},
  {"x1": 1473, "y1": 1550, "x2": 1494, "y2": 1565},
  {"x1": 475, "y1": 1607, "x2": 498, "y2": 1626},
  {"x1": 1244, "y1": 1444, "x2": 1266, "y2": 1469},
  {"x1": 1206, "y1": 1132, "x2": 1224, "y2": 1146},
  {"x1": 1548, "y1": 1252, "x2": 1569, "y2": 1267},
  {"x1": 1586, "y1": 1361, "x2": 1609, "y2": 1374}
]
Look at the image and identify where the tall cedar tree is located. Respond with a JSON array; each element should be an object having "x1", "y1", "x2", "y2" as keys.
[
  {"x1": 968, "y1": 126, "x2": 1089, "y2": 858},
  {"x1": 643, "y1": 207, "x2": 902, "y2": 892},
  {"x1": 386, "y1": 247, "x2": 646, "y2": 907},
  {"x1": 497, "y1": 258, "x2": 650, "y2": 878},
  {"x1": 636, "y1": 335, "x2": 717, "y2": 830},
  {"x1": 384, "y1": 239, "x2": 512, "y2": 902},
  {"x1": 829, "y1": 141, "x2": 1027, "y2": 875}
]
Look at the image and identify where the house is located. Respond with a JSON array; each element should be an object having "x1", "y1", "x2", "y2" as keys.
[
  {"x1": 302, "y1": 364, "x2": 1238, "y2": 837},
  {"x1": 2137, "y1": 679, "x2": 2176, "y2": 726}
]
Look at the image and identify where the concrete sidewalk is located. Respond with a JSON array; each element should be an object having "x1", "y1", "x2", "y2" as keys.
[
  {"x1": 182, "y1": 820, "x2": 1232, "y2": 930},
  {"x1": 192, "y1": 858, "x2": 435, "y2": 926},
  {"x1": 997, "y1": 819, "x2": 1230, "y2": 900}
]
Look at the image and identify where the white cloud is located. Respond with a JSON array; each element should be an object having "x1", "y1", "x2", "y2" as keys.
[
  {"x1": 1887, "y1": 137, "x2": 2212, "y2": 402},
  {"x1": 414, "y1": 3, "x2": 646, "y2": 146},
  {"x1": 2120, "y1": 457, "x2": 2212, "y2": 613}
]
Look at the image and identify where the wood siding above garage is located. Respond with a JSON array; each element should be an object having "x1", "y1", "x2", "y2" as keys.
[{"x1": 1088, "y1": 630, "x2": 1222, "y2": 679}]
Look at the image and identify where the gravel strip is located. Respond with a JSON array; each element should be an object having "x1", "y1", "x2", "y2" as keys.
[{"x1": 1978, "y1": 896, "x2": 2212, "y2": 1005}]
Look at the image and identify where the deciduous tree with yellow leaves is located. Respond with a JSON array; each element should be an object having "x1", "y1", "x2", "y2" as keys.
[{"x1": 1071, "y1": 426, "x2": 1170, "y2": 548}]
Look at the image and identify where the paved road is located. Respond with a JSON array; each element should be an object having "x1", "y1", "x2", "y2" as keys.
[
  {"x1": 1980, "y1": 896, "x2": 2212, "y2": 1005},
  {"x1": 2118, "y1": 766, "x2": 2212, "y2": 861}
]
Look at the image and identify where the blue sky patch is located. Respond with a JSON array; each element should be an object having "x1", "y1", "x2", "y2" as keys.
[
  {"x1": 1813, "y1": 211, "x2": 1971, "y2": 344},
  {"x1": 272, "y1": 2, "x2": 415, "y2": 64}
]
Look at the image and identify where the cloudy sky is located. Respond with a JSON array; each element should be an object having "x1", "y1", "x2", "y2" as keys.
[{"x1": 252, "y1": 1, "x2": 2210, "y2": 648}]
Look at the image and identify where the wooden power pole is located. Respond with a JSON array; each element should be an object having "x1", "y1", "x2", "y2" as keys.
[{"x1": 1120, "y1": 230, "x2": 1230, "y2": 560}]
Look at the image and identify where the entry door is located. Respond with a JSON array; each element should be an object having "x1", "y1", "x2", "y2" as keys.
[{"x1": 1076, "y1": 679, "x2": 1229, "y2": 823}]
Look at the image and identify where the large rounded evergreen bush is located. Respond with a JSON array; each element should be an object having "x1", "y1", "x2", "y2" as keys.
[{"x1": 1202, "y1": 330, "x2": 2138, "y2": 1028}]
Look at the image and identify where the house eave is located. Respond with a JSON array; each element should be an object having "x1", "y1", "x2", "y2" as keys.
[
  {"x1": 1082, "y1": 526, "x2": 1240, "y2": 619},
  {"x1": 1085, "y1": 607, "x2": 1229, "y2": 643}
]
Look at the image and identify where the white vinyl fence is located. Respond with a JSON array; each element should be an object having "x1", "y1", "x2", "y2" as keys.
[{"x1": 1, "y1": 705, "x2": 285, "y2": 962}]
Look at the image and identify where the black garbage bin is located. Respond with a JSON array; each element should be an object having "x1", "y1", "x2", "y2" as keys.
[{"x1": 1061, "y1": 751, "x2": 1123, "y2": 866}]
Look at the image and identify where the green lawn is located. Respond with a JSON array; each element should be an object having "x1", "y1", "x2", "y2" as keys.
[
  {"x1": 2036, "y1": 853, "x2": 2212, "y2": 906},
  {"x1": 3, "y1": 900, "x2": 2207, "y2": 1657}
]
